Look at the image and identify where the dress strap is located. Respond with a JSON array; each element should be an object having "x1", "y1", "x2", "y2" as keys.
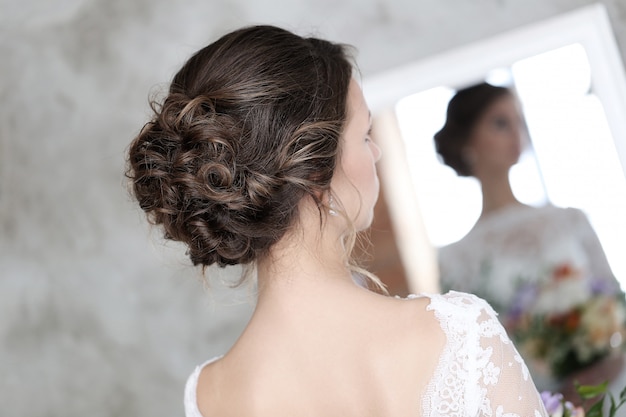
[{"x1": 184, "y1": 356, "x2": 223, "y2": 417}]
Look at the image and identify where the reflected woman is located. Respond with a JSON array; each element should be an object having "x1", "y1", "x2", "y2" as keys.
[{"x1": 434, "y1": 82, "x2": 625, "y2": 395}]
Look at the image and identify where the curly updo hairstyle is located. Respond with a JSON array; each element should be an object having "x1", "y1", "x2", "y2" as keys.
[
  {"x1": 127, "y1": 25, "x2": 354, "y2": 268},
  {"x1": 433, "y1": 82, "x2": 512, "y2": 176}
]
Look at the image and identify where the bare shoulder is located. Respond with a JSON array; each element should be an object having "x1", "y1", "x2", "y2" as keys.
[
  {"x1": 378, "y1": 294, "x2": 449, "y2": 364},
  {"x1": 195, "y1": 357, "x2": 234, "y2": 417},
  {"x1": 389, "y1": 294, "x2": 443, "y2": 331},
  {"x1": 370, "y1": 294, "x2": 450, "y2": 399}
]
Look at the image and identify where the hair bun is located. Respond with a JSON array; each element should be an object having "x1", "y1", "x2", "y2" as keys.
[{"x1": 126, "y1": 25, "x2": 353, "y2": 269}]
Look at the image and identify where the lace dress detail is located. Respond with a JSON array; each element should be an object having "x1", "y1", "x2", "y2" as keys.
[
  {"x1": 421, "y1": 291, "x2": 547, "y2": 417},
  {"x1": 438, "y1": 204, "x2": 621, "y2": 390},
  {"x1": 183, "y1": 292, "x2": 548, "y2": 417},
  {"x1": 438, "y1": 205, "x2": 618, "y2": 313}
]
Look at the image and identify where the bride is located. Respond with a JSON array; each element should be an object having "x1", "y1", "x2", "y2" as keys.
[
  {"x1": 126, "y1": 26, "x2": 548, "y2": 416},
  {"x1": 435, "y1": 82, "x2": 625, "y2": 398}
]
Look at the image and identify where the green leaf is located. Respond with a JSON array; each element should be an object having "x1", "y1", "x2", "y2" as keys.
[
  {"x1": 576, "y1": 381, "x2": 608, "y2": 399},
  {"x1": 610, "y1": 398, "x2": 626, "y2": 417},
  {"x1": 586, "y1": 400, "x2": 604, "y2": 417}
]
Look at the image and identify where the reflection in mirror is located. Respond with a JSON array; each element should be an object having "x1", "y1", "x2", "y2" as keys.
[
  {"x1": 394, "y1": 41, "x2": 626, "y2": 287},
  {"x1": 364, "y1": 3, "x2": 626, "y2": 292}
]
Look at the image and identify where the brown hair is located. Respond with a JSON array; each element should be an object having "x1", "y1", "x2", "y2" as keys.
[
  {"x1": 434, "y1": 82, "x2": 512, "y2": 176},
  {"x1": 126, "y1": 25, "x2": 355, "y2": 271}
]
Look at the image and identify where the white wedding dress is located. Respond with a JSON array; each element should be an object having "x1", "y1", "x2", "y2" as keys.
[
  {"x1": 184, "y1": 291, "x2": 548, "y2": 417},
  {"x1": 438, "y1": 204, "x2": 623, "y2": 391}
]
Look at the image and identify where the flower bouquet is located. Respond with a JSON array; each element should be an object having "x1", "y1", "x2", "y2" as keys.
[{"x1": 502, "y1": 262, "x2": 626, "y2": 381}]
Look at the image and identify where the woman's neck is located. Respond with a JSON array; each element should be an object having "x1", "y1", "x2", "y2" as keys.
[
  {"x1": 241, "y1": 197, "x2": 384, "y2": 344},
  {"x1": 477, "y1": 170, "x2": 522, "y2": 217},
  {"x1": 253, "y1": 215, "x2": 361, "y2": 306},
  {"x1": 239, "y1": 233, "x2": 375, "y2": 365}
]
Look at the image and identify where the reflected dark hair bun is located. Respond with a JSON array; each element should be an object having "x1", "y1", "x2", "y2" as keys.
[
  {"x1": 434, "y1": 82, "x2": 511, "y2": 176},
  {"x1": 126, "y1": 25, "x2": 353, "y2": 267}
]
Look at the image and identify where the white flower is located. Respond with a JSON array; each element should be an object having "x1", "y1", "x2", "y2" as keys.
[{"x1": 483, "y1": 362, "x2": 501, "y2": 385}]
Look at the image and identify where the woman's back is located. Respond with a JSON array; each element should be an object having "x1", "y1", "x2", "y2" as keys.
[{"x1": 186, "y1": 291, "x2": 547, "y2": 417}]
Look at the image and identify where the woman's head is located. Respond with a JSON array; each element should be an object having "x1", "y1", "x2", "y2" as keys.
[
  {"x1": 434, "y1": 83, "x2": 524, "y2": 177},
  {"x1": 127, "y1": 25, "x2": 354, "y2": 268}
]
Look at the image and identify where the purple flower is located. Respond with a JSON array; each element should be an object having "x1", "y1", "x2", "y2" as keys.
[
  {"x1": 508, "y1": 283, "x2": 539, "y2": 320},
  {"x1": 590, "y1": 276, "x2": 618, "y2": 295},
  {"x1": 541, "y1": 391, "x2": 564, "y2": 414}
]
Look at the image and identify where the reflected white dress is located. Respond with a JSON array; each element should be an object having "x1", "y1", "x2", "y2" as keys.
[
  {"x1": 184, "y1": 291, "x2": 548, "y2": 417},
  {"x1": 438, "y1": 204, "x2": 623, "y2": 391}
]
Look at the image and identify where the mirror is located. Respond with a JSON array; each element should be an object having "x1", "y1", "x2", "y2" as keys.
[{"x1": 363, "y1": 3, "x2": 626, "y2": 292}]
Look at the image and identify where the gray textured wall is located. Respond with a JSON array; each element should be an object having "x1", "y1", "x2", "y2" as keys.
[{"x1": 2, "y1": 0, "x2": 626, "y2": 416}]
